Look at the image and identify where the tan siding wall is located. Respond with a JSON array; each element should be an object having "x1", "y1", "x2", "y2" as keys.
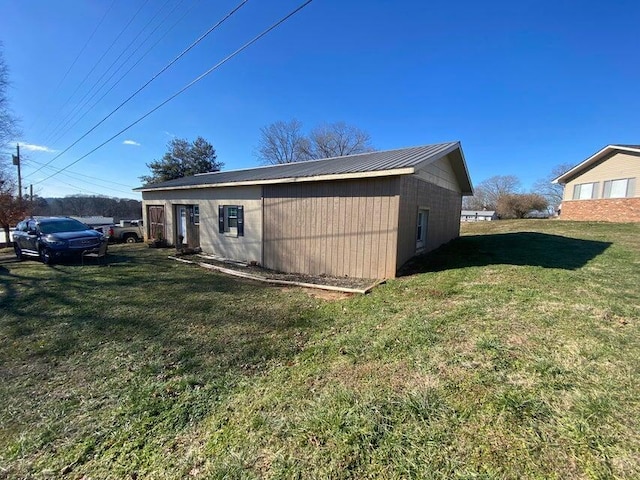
[
  {"x1": 142, "y1": 186, "x2": 263, "y2": 263},
  {"x1": 413, "y1": 153, "x2": 462, "y2": 193},
  {"x1": 396, "y1": 176, "x2": 463, "y2": 269},
  {"x1": 263, "y1": 178, "x2": 400, "y2": 279},
  {"x1": 562, "y1": 152, "x2": 640, "y2": 201}
]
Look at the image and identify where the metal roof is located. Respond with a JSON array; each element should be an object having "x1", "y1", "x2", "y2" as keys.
[
  {"x1": 552, "y1": 144, "x2": 640, "y2": 184},
  {"x1": 136, "y1": 142, "x2": 470, "y2": 192}
]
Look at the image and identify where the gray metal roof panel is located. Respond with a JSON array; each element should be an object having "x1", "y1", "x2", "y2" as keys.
[{"x1": 136, "y1": 142, "x2": 460, "y2": 190}]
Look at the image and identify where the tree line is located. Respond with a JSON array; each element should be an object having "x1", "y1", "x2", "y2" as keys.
[
  {"x1": 462, "y1": 163, "x2": 573, "y2": 218},
  {"x1": 30, "y1": 195, "x2": 142, "y2": 220}
]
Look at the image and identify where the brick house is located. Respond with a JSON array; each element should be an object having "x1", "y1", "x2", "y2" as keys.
[
  {"x1": 136, "y1": 142, "x2": 473, "y2": 279},
  {"x1": 553, "y1": 145, "x2": 640, "y2": 222}
]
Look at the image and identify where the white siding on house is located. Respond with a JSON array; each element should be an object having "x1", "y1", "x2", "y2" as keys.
[
  {"x1": 142, "y1": 186, "x2": 263, "y2": 264},
  {"x1": 563, "y1": 152, "x2": 640, "y2": 201}
]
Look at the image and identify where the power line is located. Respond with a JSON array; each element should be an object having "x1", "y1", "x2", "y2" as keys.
[
  {"x1": 37, "y1": 0, "x2": 152, "y2": 143},
  {"x1": 34, "y1": 0, "x2": 315, "y2": 186},
  {"x1": 22, "y1": 159, "x2": 136, "y2": 196},
  {"x1": 23, "y1": 157, "x2": 136, "y2": 190},
  {"x1": 41, "y1": 176, "x2": 134, "y2": 197},
  {"x1": 45, "y1": 0, "x2": 176, "y2": 145},
  {"x1": 48, "y1": 0, "x2": 196, "y2": 148},
  {"x1": 26, "y1": 0, "x2": 250, "y2": 179},
  {"x1": 44, "y1": 177, "x2": 134, "y2": 197},
  {"x1": 27, "y1": 0, "x2": 116, "y2": 134}
]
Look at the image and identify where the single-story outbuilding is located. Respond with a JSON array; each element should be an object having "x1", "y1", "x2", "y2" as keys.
[
  {"x1": 136, "y1": 142, "x2": 473, "y2": 279},
  {"x1": 460, "y1": 210, "x2": 497, "y2": 222},
  {"x1": 553, "y1": 144, "x2": 639, "y2": 222}
]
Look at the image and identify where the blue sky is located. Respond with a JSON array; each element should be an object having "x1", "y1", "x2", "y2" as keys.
[{"x1": 1, "y1": 0, "x2": 639, "y2": 200}]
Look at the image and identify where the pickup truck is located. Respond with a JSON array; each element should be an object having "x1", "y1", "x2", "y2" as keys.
[{"x1": 106, "y1": 220, "x2": 144, "y2": 243}]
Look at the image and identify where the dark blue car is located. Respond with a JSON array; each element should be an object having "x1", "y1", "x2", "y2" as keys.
[{"x1": 13, "y1": 217, "x2": 107, "y2": 265}]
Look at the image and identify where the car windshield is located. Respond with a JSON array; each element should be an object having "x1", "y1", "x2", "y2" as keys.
[{"x1": 39, "y1": 219, "x2": 90, "y2": 234}]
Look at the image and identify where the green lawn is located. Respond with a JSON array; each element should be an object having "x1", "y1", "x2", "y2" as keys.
[{"x1": 1, "y1": 220, "x2": 639, "y2": 479}]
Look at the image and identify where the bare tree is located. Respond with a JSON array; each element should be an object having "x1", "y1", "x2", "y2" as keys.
[
  {"x1": 0, "y1": 169, "x2": 26, "y2": 246},
  {"x1": 532, "y1": 163, "x2": 574, "y2": 210},
  {"x1": 256, "y1": 119, "x2": 375, "y2": 165},
  {"x1": 256, "y1": 119, "x2": 312, "y2": 165},
  {"x1": 472, "y1": 175, "x2": 522, "y2": 210},
  {"x1": 0, "y1": 44, "x2": 19, "y2": 152},
  {"x1": 462, "y1": 194, "x2": 486, "y2": 210},
  {"x1": 0, "y1": 45, "x2": 23, "y2": 244},
  {"x1": 308, "y1": 121, "x2": 374, "y2": 158},
  {"x1": 496, "y1": 193, "x2": 548, "y2": 219}
]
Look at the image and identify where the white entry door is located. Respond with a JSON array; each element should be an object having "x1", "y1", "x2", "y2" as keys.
[{"x1": 178, "y1": 206, "x2": 188, "y2": 244}]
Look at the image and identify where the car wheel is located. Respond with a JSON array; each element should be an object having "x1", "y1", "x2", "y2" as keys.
[
  {"x1": 14, "y1": 244, "x2": 24, "y2": 261},
  {"x1": 125, "y1": 235, "x2": 137, "y2": 244},
  {"x1": 39, "y1": 247, "x2": 53, "y2": 265}
]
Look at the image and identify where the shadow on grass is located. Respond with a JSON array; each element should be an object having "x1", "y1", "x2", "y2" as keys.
[
  {"x1": 0, "y1": 249, "x2": 333, "y2": 477},
  {"x1": 0, "y1": 248, "x2": 327, "y2": 380},
  {"x1": 399, "y1": 232, "x2": 612, "y2": 276}
]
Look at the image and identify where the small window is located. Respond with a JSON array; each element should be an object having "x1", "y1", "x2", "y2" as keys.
[
  {"x1": 193, "y1": 205, "x2": 200, "y2": 225},
  {"x1": 218, "y1": 205, "x2": 244, "y2": 236},
  {"x1": 603, "y1": 178, "x2": 636, "y2": 198},
  {"x1": 416, "y1": 208, "x2": 428, "y2": 251}
]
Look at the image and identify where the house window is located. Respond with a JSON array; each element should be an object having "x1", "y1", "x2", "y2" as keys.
[
  {"x1": 218, "y1": 205, "x2": 244, "y2": 237},
  {"x1": 193, "y1": 205, "x2": 200, "y2": 225},
  {"x1": 572, "y1": 182, "x2": 599, "y2": 200},
  {"x1": 603, "y1": 178, "x2": 636, "y2": 198},
  {"x1": 416, "y1": 209, "x2": 428, "y2": 251},
  {"x1": 227, "y1": 206, "x2": 238, "y2": 230}
]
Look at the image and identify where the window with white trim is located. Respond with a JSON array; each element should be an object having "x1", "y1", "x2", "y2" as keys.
[
  {"x1": 416, "y1": 209, "x2": 429, "y2": 251},
  {"x1": 572, "y1": 182, "x2": 599, "y2": 200},
  {"x1": 603, "y1": 178, "x2": 636, "y2": 198}
]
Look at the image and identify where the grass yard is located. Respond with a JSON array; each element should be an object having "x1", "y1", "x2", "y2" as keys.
[{"x1": 1, "y1": 220, "x2": 639, "y2": 479}]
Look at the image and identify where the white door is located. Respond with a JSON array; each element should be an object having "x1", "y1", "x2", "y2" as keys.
[{"x1": 178, "y1": 206, "x2": 188, "y2": 244}]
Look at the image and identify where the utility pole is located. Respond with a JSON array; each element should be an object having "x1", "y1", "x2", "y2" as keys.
[{"x1": 12, "y1": 143, "x2": 21, "y2": 200}]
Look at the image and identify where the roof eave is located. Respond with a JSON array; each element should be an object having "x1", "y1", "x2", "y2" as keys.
[
  {"x1": 552, "y1": 144, "x2": 640, "y2": 184},
  {"x1": 136, "y1": 167, "x2": 416, "y2": 192}
]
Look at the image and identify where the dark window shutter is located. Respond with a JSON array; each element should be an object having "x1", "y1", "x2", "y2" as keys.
[
  {"x1": 237, "y1": 205, "x2": 244, "y2": 237},
  {"x1": 218, "y1": 205, "x2": 225, "y2": 233}
]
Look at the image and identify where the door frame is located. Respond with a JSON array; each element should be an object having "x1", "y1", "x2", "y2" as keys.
[{"x1": 174, "y1": 204, "x2": 200, "y2": 248}]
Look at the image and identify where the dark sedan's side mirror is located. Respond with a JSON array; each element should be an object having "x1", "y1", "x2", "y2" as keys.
[{"x1": 27, "y1": 228, "x2": 38, "y2": 235}]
